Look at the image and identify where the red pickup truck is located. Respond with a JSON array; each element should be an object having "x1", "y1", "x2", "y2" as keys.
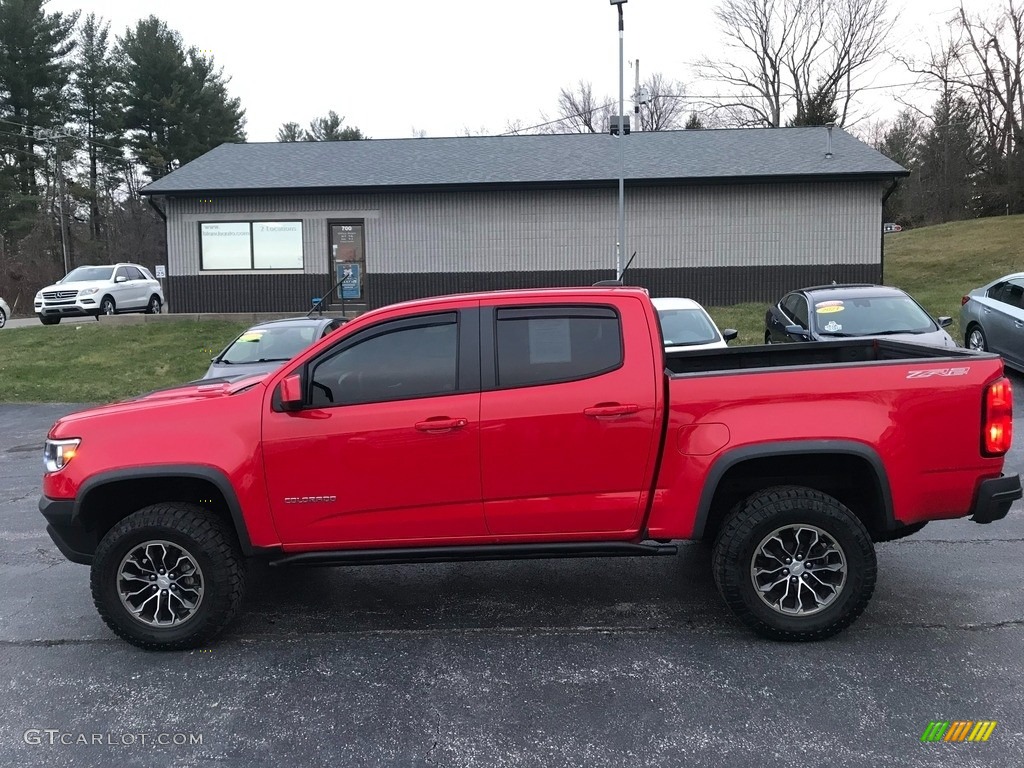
[{"x1": 39, "y1": 287, "x2": 1020, "y2": 650}]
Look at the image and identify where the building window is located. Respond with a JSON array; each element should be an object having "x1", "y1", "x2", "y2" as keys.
[{"x1": 200, "y1": 221, "x2": 303, "y2": 270}]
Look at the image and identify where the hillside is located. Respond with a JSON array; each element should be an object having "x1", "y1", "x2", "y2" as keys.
[{"x1": 885, "y1": 214, "x2": 1024, "y2": 339}]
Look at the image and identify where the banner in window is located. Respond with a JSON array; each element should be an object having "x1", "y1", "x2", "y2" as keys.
[
  {"x1": 200, "y1": 223, "x2": 251, "y2": 270},
  {"x1": 337, "y1": 263, "x2": 361, "y2": 299},
  {"x1": 253, "y1": 221, "x2": 303, "y2": 269}
]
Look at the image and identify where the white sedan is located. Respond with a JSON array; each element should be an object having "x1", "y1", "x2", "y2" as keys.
[{"x1": 651, "y1": 297, "x2": 737, "y2": 352}]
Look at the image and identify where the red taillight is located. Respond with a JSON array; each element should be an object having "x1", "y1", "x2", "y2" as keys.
[
  {"x1": 961, "y1": 295, "x2": 970, "y2": 305},
  {"x1": 983, "y1": 377, "x2": 1013, "y2": 456}
]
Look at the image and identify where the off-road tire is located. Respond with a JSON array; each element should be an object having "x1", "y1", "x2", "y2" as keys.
[
  {"x1": 712, "y1": 485, "x2": 876, "y2": 641},
  {"x1": 91, "y1": 502, "x2": 246, "y2": 650}
]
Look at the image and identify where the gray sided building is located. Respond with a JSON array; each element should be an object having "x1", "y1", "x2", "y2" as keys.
[{"x1": 139, "y1": 127, "x2": 907, "y2": 314}]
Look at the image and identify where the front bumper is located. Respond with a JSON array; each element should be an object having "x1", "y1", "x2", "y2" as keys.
[
  {"x1": 969, "y1": 474, "x2": 1022, "y2": 524},
  {"x1": 38, "y1": 495, "x2": 94, "y2": 564},
  {"x1": 35, "y1": 298, "x2": 98, "y2": 317}
]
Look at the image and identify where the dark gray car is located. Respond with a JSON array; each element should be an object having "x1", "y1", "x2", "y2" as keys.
[
  {"x1": 203, "y1": 317, "x2": 345, "y2": 380},
  {"x1": 961, "y1": 272, "x2": 1024, "y2": 370},
  {"x1": 765, "y1": 284, "x2": 956, "y2": 349}
]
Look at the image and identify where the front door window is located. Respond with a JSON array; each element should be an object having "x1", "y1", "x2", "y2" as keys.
[{"x1": 330, "y1": 223, "x2": 365, "y2": 302}]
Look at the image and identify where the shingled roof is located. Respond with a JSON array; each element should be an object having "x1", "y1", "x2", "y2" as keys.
[{"x1": 139, "y1": 126, "x2": 907, "y2": 196}]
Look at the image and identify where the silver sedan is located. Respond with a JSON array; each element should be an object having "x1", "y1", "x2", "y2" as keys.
[{"x1": 961, "y1": 272, "x2": 1024, "y2": 370}]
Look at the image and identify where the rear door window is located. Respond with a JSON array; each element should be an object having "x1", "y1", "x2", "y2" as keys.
[
  {"x1": 494, "y1": 306, "x2": 622, "y2": 388},
  {"x1": 782, "y1": 294, "x2": 809, "y2": 328}
]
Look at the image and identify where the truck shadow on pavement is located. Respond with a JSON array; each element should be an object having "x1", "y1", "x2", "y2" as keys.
[{"x1": 230, "y1": 544, "x2": 725, "y2": 639}]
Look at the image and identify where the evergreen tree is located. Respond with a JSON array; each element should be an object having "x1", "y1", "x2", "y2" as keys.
[
  {"x1": 917, "y1": 95, "x2": 978, "y2": 223},
  {"x1": 0, "y1": 0, "x2": 78, "y2": 248},
  {"x1": 117, "y1": 16, "x2": 245, "y2": 181},
  {"x1": 684, "y1": 112, "x2": 705, "y2": 129},
  {"x1": 788, "y1": 81, "x2": 839, "y2": 127},
  {"x1": 276, "y1": 122, "x2": 303, "y2": 142},
  {"x1": 72, "y1": 13, "x2": 123, "y2": 242},
  {"x1": 877, "y1": 110, "x2": 924, "y2": 226},
  {"x1": 304, "y1": 111, "x2": 364, "y2": 141}
]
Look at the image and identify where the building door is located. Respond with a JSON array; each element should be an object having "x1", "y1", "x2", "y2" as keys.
[{"x1": 330, "y1": 222, "x2": 366, "y2": 306}]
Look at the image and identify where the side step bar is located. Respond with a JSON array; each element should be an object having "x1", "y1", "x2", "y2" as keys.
[{"x1": 269, "y1": 541, "x2": 678, "y2": 568}]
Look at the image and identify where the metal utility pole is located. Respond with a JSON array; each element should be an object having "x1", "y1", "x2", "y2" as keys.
[
  {"x1": 634, "y1": 59, "x2": 641, "y2": 131},
  {"x1": 611, "y1": 0, "x2": 627, "y2": 280}
]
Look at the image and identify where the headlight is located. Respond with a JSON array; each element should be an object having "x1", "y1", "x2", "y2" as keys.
[
  {"x1": 43, "y1": 438, "x2": 80, "y2": 472},
  {"x1": 78, "y1": 287, "x2": 99, "y2": 296},
  {"x1": 34, "y1": 292, "x2": 42, "y2": 301}
]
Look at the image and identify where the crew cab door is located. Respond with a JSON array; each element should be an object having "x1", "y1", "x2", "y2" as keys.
[
  {"x1": 261, "y1": 307, "x2": 484, "y2": 547},
  {"x1": 479, "y1": 297, "x2": 661, "y2": 536}
]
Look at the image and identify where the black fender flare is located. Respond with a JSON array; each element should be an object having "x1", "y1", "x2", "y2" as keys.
[
  {"x1": 74, "y1": 465, "x2": 254, "y2": 555},
  {"x1": 690, "y1": 440, "x2": 895, "y2": 540}
]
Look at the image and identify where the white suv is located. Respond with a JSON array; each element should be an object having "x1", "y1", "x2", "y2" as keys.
[{"x1": 35, "y1": 263, "x2": 164, "y2": 325}]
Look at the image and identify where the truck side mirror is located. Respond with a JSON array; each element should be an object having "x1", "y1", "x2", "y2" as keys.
[
  {"x1": 279, "y1": 373, "x2": 303, "y2": 411},
  {"x1": 937, "y1": 316, "x2": 953, "y2": 328},
  {"x1": 785, "y1": 324, "x2": 810, "y2": 339},
  {"x1": 722, "y1": 329, "x2": 738, "y2": 343}
]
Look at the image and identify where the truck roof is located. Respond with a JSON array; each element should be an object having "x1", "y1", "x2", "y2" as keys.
[{"x1": 376, "y1": 285, "x2": 652, "y2": 313}]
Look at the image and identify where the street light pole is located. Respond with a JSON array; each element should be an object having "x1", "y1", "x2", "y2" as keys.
[{"x1": 611, "y1": 0, "x2": 627, "y2": 279}]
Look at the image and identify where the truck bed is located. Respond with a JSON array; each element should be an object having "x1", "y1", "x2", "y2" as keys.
[{"x1": 665, "y1": 338, "x2": 983, "y2": 376}]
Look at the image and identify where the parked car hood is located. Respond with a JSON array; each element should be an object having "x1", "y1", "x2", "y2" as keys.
[
  {"x1": 40, "y1": 279, "x2": 110, "y2": 293},
  {"x1": 202, "y1": 360, "x2": 288, "y2": 380},
  {"x1": 826, "y1": 329, "x2": 956, "y2": 348}
]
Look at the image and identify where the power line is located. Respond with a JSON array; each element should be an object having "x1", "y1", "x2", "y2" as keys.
[{"x1": 0, "y1": 116, "x2": 126, "y2": 154}]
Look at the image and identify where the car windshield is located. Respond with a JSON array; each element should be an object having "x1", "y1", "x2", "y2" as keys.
[
  {"x1": 219, "y1": 325, "x2": 319, "y2": 364},
  {"x1": 658, "y1": 308, "x2": 720, "y2": 346},
  {"x1": 61, "y1": 266, "x2": 113, "y2": 282},
  {"x1": 812, "y1": 295, "x2": 936, "y2": 336}
]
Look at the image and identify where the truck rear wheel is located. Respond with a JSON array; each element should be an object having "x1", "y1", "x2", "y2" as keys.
[
  {"x1": 712, "y1": 486, "x2": 876, "y2": 641},
  {"x1": 90, "y1": 502, "x2": 246, "y2": 650}
]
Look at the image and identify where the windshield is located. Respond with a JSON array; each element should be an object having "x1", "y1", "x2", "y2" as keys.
[
  {"x1": 813, "y1": 295, "x2": 936, "y2": 336},
  {"x1": 658, "y1": 308, "x2": 720, "y2": 346},
  {"x1": 61, "y1": 266, "x2": 113, "y2": 283},
  {"x1": 219, "y1": 325, "x2": 319, "y2": 364}
]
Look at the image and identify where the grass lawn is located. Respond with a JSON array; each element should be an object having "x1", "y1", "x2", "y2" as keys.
[
  {"x1": 703, "y1": 214, "x2": 1024, "y2": 345},
  {"x1": 0, "y1": 320, "x2": 250, "y2": 403}
]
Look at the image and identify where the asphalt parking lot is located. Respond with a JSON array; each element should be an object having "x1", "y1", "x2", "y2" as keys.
[{"x1": 2, "y1": 384, "x2": 1023, "y2": 767}]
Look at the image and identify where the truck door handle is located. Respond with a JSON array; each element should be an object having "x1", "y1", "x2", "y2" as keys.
[
  {"x1": 1016, "y1": 321, "x2": 1024, "y2": 328},
  {"x1": 415, "y1": 417, "x2": 468, "y2": 432},
  {"x1": 584, "y1": 403, "x2": 640, "y2": 418}
]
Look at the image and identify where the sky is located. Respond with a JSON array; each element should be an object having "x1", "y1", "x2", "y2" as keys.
[{"x1": 45, "y1": 0, "x2": 1003, "y2": 142}]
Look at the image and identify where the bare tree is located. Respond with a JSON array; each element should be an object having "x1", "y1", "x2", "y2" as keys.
[
  {"x1": 903, "y1": 2, "x2": 1024, "y2": 214},
  {"x1": 540, "y1": 81, "x2": 613, "y2": 134},
  {"x1": 637, "y1": 73, "x2": 688, "y2": 131},
  {"x1": 696, "y1": 0, "x2": 895, "y2": 127}
]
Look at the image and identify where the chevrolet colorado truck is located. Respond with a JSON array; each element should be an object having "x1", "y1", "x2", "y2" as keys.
[{"x1": 39, "y1": 287, "x2": 1021, "y2": 650}]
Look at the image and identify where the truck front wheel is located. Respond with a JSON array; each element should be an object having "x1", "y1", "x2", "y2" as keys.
[
  {"x1": 90, "y1": 502, "x2": 247, "y2": 650},
  {"x1": 712, "y1": 486, "x2": 876, "y2": 641}
]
